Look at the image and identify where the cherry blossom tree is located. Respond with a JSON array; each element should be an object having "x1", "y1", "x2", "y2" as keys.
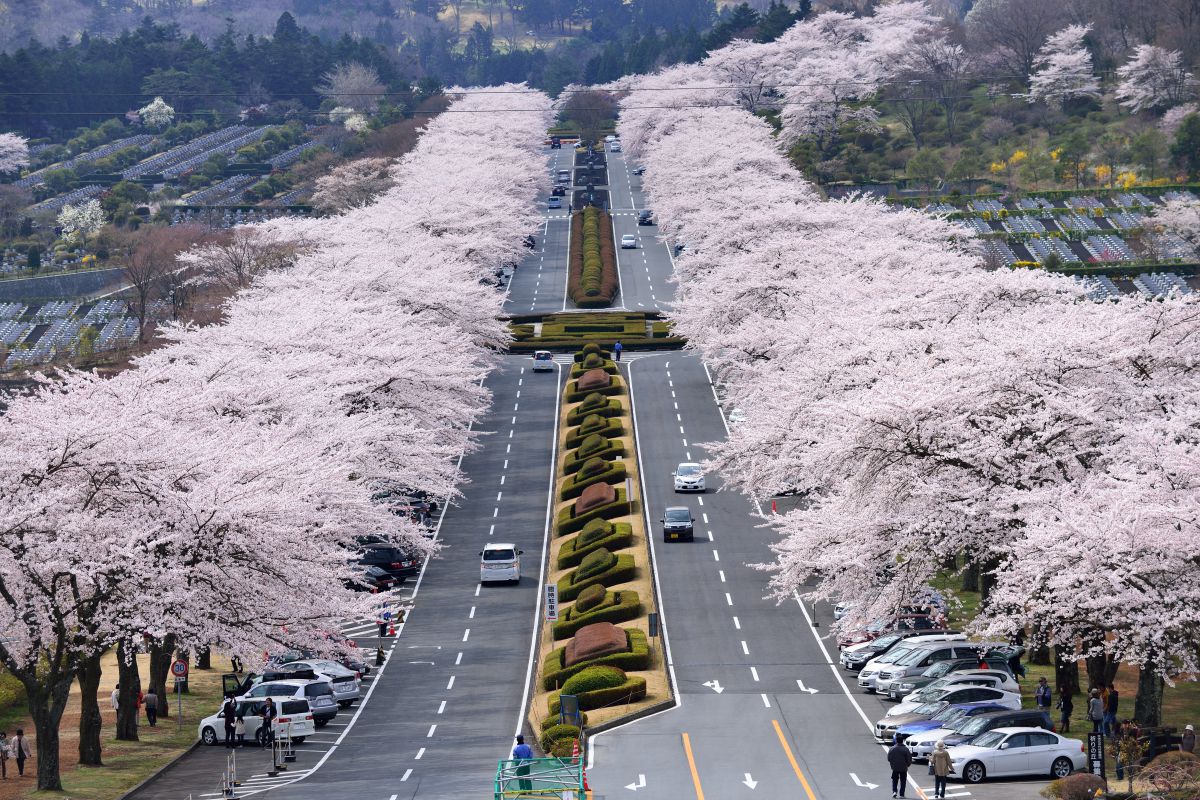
[
  {"x1": 0, "y1": 132, "x2": 29, "y2": 173},
  {"x1": 1160, "y1": 102, "x2": 1199, "y2": 135},
  {"x1": 138, "y1": 96, "x2": 175, "y2": 129},
  {"x1": 1153, "y1": 198, "x2": 1200, "y2": 249},
  {"x1": 178, "y1": 225, "x2": 302, "y2": 291},
  {"x1": 1115, "y1": 45, "x2": 1198, "y2": 113},
  {"x1": 1026, "y1": 24, "x2": 1101, "y2": 107},
  {"x1": 310, "y1": 157, "x2": 395, "y2": 211},
  {"x1": 57, "y1": 199, "x2": 105, "y2": 244}
]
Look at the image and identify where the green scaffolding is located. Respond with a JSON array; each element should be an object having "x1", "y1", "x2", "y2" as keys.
[{"x1": 494, "y1": 757, "x2": 585, "y2": 799}]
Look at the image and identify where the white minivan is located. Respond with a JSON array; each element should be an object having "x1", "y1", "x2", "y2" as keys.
[{"x1": 480, "y1": 543, "x2": 523, "y2": 584}]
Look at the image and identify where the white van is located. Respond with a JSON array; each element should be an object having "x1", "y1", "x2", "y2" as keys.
[{"x1": 480, "y1": 543, "x2": 523, "y2": 584}]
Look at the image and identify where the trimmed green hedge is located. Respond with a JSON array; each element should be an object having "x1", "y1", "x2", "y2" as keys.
[
  {"x1": 569, "y1": 359, "x2": 619, "y2": 379},
  {"x1": 540, "y1": 710, "x2": 589, "y2": 731},
  {"x1": 548, "y1": 675, "x2": 647, "y2": 713},
  {"x1": 567, "y1": 206, "x2": 620, "y2": 308},
  {"x1": 540, "y1": 723, "x2": 582, "y2": 752},
  {"x1": 565, "y1": 377, "x2": 624, "y2": 404},
  {"x1": 566, "y1": 397, "x2": 624, "y2": 425},
  {"x1": 564, "y1": 417, "x2": 624, "y2": 449},
  {"x1": 560, "y1": 459, "x2": 627, "y2": 501},
  {"x1": 556, "y1": 489, "x2": 631, "y2": 537},
  {"x1": 542, "y1": 628, "x2": 651, "y2": 690},
  {"x1": 574, "y1": 343, "x2": 608, "y2": 361},
  {"x1": 556, "y1": 553, "x2": 636, "y2": 600},
  {"x1": 563, "y1": 442, "x2": 624, "y2": 475},
  {"x1": 552, "y1": 589, "x2": 643, "y2": 639},
  {"x1": 510, "y1": 336, "x2": 686, "y2": 354},
  {"x1": 512, "y1": 324, "x2": 535, "y2": 340},
  {"x1": 562, "y1": 665, "x2": 628, "y2": 696},
  {"x1": 557, "y1": 521, "x2": 633, "y2": 568}
]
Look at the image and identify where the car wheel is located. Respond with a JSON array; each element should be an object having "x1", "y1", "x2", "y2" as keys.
[
  {"x1": 338, "y1": 700, "x2": 353, "y2": 708},
  {"x1": 201, "y1": 726, "x2": 218, "y2": 746},
  {"x1": 314, "y1": 719, "x2": 328, "y2": 729},
  {"x1": 962, "y1": 761, "x2": 986, "y2": 784},
  {"x1": 1051, "y1": 757, "x2": 1073, "y2": 778},
  {"x1": 687, "y1": 533, "x2": 694, "y2": 542},
  {"x1": 292, "y1": 736, "x2": 306, "y2": 744}
]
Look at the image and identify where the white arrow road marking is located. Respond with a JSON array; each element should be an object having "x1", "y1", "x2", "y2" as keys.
[
  {"x1": 625, "y1": 774, "x2": 647, "y2": 791},
  {"x1": 742, "y1": 772, "x2": 758, "y2": 789},
  {"x1": 702, "y1": 679, "x2": 725, "y2": 694},
  {"x1": 850, "y1": 772, "x2": 878, "y2": 790},
  {"x1": 796, "y1": 679, "x2": 818, "y2": 694}
]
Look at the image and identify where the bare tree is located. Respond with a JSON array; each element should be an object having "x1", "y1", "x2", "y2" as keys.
[
  {"x1": 316, "y1": 62, "x2": 387, "y2": 113},
  {"x1": 122, "y1": 226, "x2": 205, "y2": 343},
  {"x1": 179, "y1": 226, "x2": 302, "y2": 293},
  {"x1": 559, "y1": 90, "x2": 618, "y2": 146},
  {"x1": 966, "y1": 0, "x2": 1065, "y2": 78}
]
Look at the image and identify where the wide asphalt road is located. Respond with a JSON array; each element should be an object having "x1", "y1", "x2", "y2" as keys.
[
  {"x1": 503, "y1": 144, "x2": 571, "y2": 315},
  {"x1": 605, "y1": 145, "x2": 675, "y2": 312}
]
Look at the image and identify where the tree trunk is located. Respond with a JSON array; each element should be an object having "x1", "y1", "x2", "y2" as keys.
[
  {"x1": 197, "y1": 646, "x2": 211, "y2": 670},
  {"x1": 1055, "y1": 647, "x2": 1080, "y2": 696},
  {"x1": 1030, "y1": 643, "x2": 1051, "y2": 666},
  {"x1": 116, "y1": 640, "x2": 141, "y2": 741},
  {"x1": 960, "y1": 558, "x2": 979, "y2": 592},
  {"x1": 76, "y1": 653, "x2": 103, "y2": 766},
  {"x1": 1084, "y1": 651, "x2": 1119, "y2": 692},
  {"x1": 1134, "y1": 661, "x2": 1164, "y2": 727},
  {"x1": 148, "y1": 634, "x2": 175, "y2": 719},
  {"x1": 20, "y1": 671, "x2": 73, "y2": 790}
]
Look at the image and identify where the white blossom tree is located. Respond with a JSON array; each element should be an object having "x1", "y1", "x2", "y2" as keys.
[
  {"x1": 138, "y1": 96, "x2": 175, "y2": 128},
  {"x1": 1115, "y1": 45, "x2": 1197, "y2": 113},
  {"x1": 0, "y1": 132, "x2": 29, "y2": 173},
  {"x1": 316, "y1": 62, "x2": 386, "y2": 113},
  {"x1": 310, "y1": 157, "x2": 395, "y2": 212},
  {"x1": 1160, "y1": 102, "x2": 1199, "y2": 135},
  {"x1": 57, "y1": 200, "x2": 105, "y2": 244},
  {"x1": 1026, "y1": 24, "x2": 1100, "y2": 106},
  {"x1": 1154, "y1": 198, "x2": 1200, "y2": 249},
  {"x1": 177, "y1": 225, "x2": 302, "y2": 291}
]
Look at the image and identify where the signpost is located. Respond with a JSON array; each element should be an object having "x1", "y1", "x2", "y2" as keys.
[
  {"x1": 544, "y1": 585, "x2": 558, "y2": 621},
  {"x1": 172, "y1": 659, "x2": 188, "y2": 725},
  {"x1": 1087, "y1": 732, "x2": 1105, "y2": 778}
]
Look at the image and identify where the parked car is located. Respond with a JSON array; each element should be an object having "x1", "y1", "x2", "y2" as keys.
[
  {"x1": 876, "y1": 700, "x2": 951, "y2": 741},
  {"x1": 238, "y1": 679, "x2": 338, "y2": 726},
  {"x1": 858, "y1": 634, "x2": 968, "y2": 691},
  {"x1": 842, "y1": 630, "x2": 944, "y2": 672},
  {"x1": 726, "y1": 407, "x2": 747, "y2": 425},
  {"x1": 838, "y1": 613, "x2": 936, "y2": 649},
  {"x1": 274, "y1": 659, "x2": 361, "y2": 707},
  {"x1": 673, "y1": 462, "x2": 705, "y2": 492},
  {"x1": 834, "y1": 601, "x2": 855, "y2": 621},
  {"x1": 662, "y1": 507, "x2": 694, "y2": 542},
  {"x1": 889, "y1": 668, "x2": 1019, "y2": 701},
  {"x1": 886, "y1": 686, "x2": 1022, "y2": 718},
  {"x1": 638, "y1": 210, "x2": 653, "y2": 225},
  {"x1": 948, "y1": 727, "x2": 1085, "y2": 783},
  {"x1": 198, "y1": 697, "x2": 315, "y2": 746},
  {"x1": 531, "y1": 350, "x2": 555, "y2": 372},
  {"x1": 356, "y1": 538, "x2": 421, "y2": 582},
  {"x1": 620, "y1": 234, "x2": 637, "y2": 248},
  {"x1": 605, "y1": 135, "x2": 616, "y2": 143},
  {"x1": 346, "y1": 563, "x2": 396, "y2": 592},
  {"x1": 893, "y1": 703, "x2": 1007, "y2": 745},
  {"x1": 870, "y1": 640, "x2": 1000, "y2": 694},
  {"x1": 480, "y1": 542, "x2": 522, "y2": 584},
  {"x1": 907, "y1": 708, "x2": 1055, "y2": 760}
]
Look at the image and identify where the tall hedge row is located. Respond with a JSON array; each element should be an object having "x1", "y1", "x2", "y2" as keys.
[{"x1": 567, "y1": 206, "x2": 619, "y2": 308}]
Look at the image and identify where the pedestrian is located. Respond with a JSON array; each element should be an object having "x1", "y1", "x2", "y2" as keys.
[
  {"x1": 1182, "y1": 724, "x2": 1195, "y2": 754},
  {"x1": 144, "y1": 687, "x2": 158, "y2": 727},
  {"x1": 612, "y1": 341, "x2": 623, "y2": 361},
  {"x1": 12, "y1": 730, "x2": 30, "y2": 777},
  {"x1": 230, "y1": 655, "x2": 242, "y2": 673},
  {"x1": 930, "y1": 741, "x2": 953, "y2": 799},
  {"x1": 428, "y1": 499, "x2": 439, "y2": 517},
  {"x1": 887, "y1": 734, "x2": 912, "y2": 798},
  {"x1": 1088, "y1": 689, "x2": 1104, "y2": 734},
  {"x1": 223, "y1": 697, "x2": 237, "y2": 747},
  {"x1": 1105, "y1": 683, "x2": 1120, "y2": 737},
  {"x1": 1035, "y1": 677, "x2": 1052, "y2": 711},
  {"x1": 0, "y1": 731, "x2": 9, "y2": 779},
  {"x1": 1007, "y1": 649, "x2": 1026, "y2": 680},
  {"x1": 1057, "y1": 686, "x2": 1074, "y2": 733},
  {"x1": 260, "y1": 698, "x2": 276, "y2": 746},
  {"x1": 513, "y1": 734, "x2": 534, "y2": 792},
  {"x1": 234, "y1": 714, "x2": 246, "y2": 747}
]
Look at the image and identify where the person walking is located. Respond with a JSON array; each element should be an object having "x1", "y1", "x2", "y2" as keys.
[
  {"x1": 234, "y1": 714, "x2": 246, "y2": 748},
  {"x1": 110, "y1": 683, "x2": 120, "y2": 731},
  {"x1": 1181, "y1": 724, "x2": 1195, "y2": 753},
  {"x1": 1034, "y1": 677, "x2": 1052, "y2": 711},
  {"x1": 1057, "y1": 687, "x2": 1074, "y2": 733},
  {"x1": 887, "y1": 735, "x2": 912, "y2": 798},
  {"x1": 612, "y1": 341, "x2": 623, "y2": 361},
  {"x1": 512, "y1": 734, "x2": 534, "y2": 792},
  {"x1": 1105, "y1": 683, "x2": 1120, "y2": 737},
  {"x1": 1088, "y1": 689, "x2": 1104, "y2": 733},
  {"x1": 222, "y1": 697, "x2": 237, "y2": 747},
  {"x1": 0, "y1": 731, "x2": 9, "y2": 779},
  {"x1": 12, "y1": 730, "x2": 30, "y2": 778},
  {"x1": 930, "y1": 741, "x2": 954, "y2": 799},
  {"x1": 144, "y1": 687, "x2": 158, "y2": 728}
]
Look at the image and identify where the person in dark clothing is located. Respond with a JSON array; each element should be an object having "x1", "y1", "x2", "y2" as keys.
[
  {"x1": 1181, "y1": 724, "x2": 1195, "y2": 753},
  {"x1": 1104, "y1": 684, "x2": 1119, "y2": 737},
  {"x1": 1057, "y1": 686, "x2": 1074, "y2": 733},
  {"x1": 144, "y1": 688, "x2": 158, "y2": 727},
  {"x1": 1034, "y1": 677, "x2": 1052, "y2": 710},
  {"x1": 887, "y1": 735, "x2": 912, "y2": 798},
  {"x1": 1087, "y1": 689, "x2": 1104, "y2": 733},
  {"x1": 612, "y1": 341, "x2": 623, "y2": 361},
  {"x1": 512, "y1": 734, "x2": 534, "y2": 791},
  {"x1": 260, "y1": 698, "x2": 277, "y2": 746},
  {"x1": 222, "y1": 698, "x2": 237, "y2": 747},
  {"x1": 12, "y1": 730, "x2": 30, "y2": 777}
]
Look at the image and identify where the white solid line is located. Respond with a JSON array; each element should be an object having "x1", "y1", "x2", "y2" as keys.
[
  {"x1": 761, "y1": 693, "x2": 771, "y2": 708},
  {"x1": 447, "y1": 675, "x2": 455, "y2": 691},
  {"x1": 438, "y1": 700, "x2": 446, "y2": 714},
  {"x1": 751, "y1": 667, "x2": 760, "y2": 682},
  {"x1": 427, "y1": 724, "x2": 437, "y2": 738},
  {"x1": 415, "y1": 747, "x2": 425, "y2": 759},
  {"x1": 741, "y1": 640, "x2": 750, "y2": 655},
  {"x1": 455, "y1": 651, "x2": 463, "y2": 665},
  {"x1": 462, "y1": 628, "x2": 470, "y2": 642}
]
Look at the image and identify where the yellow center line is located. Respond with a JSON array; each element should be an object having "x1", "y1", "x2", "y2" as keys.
[
  {"x1": 772, "y1": 719, "x2": 818, "y2": 800},
  {"x1": 681, "y1": 732, "x2": 706, "y2": 800}
]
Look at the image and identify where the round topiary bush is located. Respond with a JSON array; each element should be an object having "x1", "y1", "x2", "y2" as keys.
[
  {"x1": 576, "y1": 547, "x2": 616, "y2": 581},
  {"x1": 561, "y1": 665, "x2": 627, "y2": 696},
  {"x1": 578, "y1": 458, "x2": 609, "y2": 481},
  {"x1": 578, "y1": 392, "x2": 606, "y2": 412},
  {"x1": 577, "y1": 434, "x2": 610, "y2": 459},
  {"x1": 1039, "y1": 772, "x2": 1104, "y2": 800},
  {"x1": 578, "y1": 518, "x2": 614, "y2": 547},
  {"x1": 581, "y1": 343, "x2": 603, "y2": 357},
  {"x1": 577, "y1": 414, "x2": 607, "y2": 436},
  {"x1": 540, "y1": 723, "x2": 581, "y2": 752},
  {"x1": 582, "y1": 353, "x2": 604, "y2": 369},
  {"x1": 574, "y1": 583, "x2": 606, "y2": 613}
]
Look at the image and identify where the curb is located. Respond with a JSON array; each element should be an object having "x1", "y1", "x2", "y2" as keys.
[
  {"x1": 118, "y1": 740, "x2": 201, "y2": 800},
  {"x1": 584, "y1": 698, "x2": 677, "y2": 738}
]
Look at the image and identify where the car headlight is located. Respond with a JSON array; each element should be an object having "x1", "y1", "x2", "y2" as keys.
[{"x1": 898, "y1": 683, "x2": 915, "y2": 691}]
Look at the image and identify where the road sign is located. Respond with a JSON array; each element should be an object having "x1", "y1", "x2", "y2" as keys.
[
  {"x1": 171, "y1": 659, "x2": 188, "y2": 678},
  {"x1": 1087, "y1": 732, "x2": 1105, "y2": 777},
  {"x1": 544, "y1": 585, "x2": 559, "y2": 621},
  {"x1": 648, "y1": 612, "x2": 659, "y2": 637}
]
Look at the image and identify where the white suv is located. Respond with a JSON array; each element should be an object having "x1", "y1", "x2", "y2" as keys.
[
  {"x1": 240, "y1": 679, "x2": 339, "y2": 726},
  {"x1": 673, "y1": 462, "x2": 705, "y2": 492},
  {"x1": 480, "y1": 543, "x2": 522, "y2": 584},
  {"x1": 198, "y1": 697, "x2": 315, "y2": 747},
  {"x1": 275, "y1": 660, "x2": 361, "y2": 707}
]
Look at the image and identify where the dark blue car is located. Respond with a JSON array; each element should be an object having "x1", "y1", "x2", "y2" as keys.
[{"x1": 894, "y1": 703, "x2": 1007, "y2": 744}]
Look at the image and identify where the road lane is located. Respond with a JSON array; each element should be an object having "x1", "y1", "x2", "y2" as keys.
[
  {"x1": 504, "y1": 145, "x2": 571, "y2": 315},
  {"x1": 605, "y1": 144, "x2": 675, "y2": 311}
]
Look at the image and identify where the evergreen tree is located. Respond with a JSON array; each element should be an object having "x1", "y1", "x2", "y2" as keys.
[
  {"x1": 755, "y1": 1, "x2": 797, "y2": 43},
  {"x1": 1172, "y1": 113, "x2": 1200, "y2": 181}
]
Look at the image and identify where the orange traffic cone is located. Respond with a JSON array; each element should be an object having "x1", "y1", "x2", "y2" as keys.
[{"x1": 388, "y1": 621, "x2": 396, "y2": 636}]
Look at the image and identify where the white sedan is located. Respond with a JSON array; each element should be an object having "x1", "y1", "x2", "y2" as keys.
[
  {"x1": 948, "y1": 727, "x2": 1085, "y2": 783},
  {"x1": 887, "y1": 685, "x2": 1021, "y2": 716},
  {"x1": 673, "y1": 462, "x2": 705, "y2": 492},
  {"x1": 620, "y1": 234, "x2": 637, "y2": 248}
]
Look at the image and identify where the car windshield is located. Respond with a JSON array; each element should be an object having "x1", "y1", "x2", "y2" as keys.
[
  {"x1": 665, "y1": 509, "x2": 690, "y2": 522},
  {"x1": 924, "y1": 662, "x2": 954, "y2": 678},
  {"x1": 872, "y1": 634, "x2": 903, "y2": 650},
  {"x1": 483, "y1": 549, "x2": 516, "y2": 561},
  {"x1": 931, "y1": 707, "x2": 966, "y2": 723},
  {"x1": 878, "y1": 646, "x2": 916, "y2": 664},
  {"x1": 970, "y1": 731, "x2": 1008, "y2": 749},
  {"x1": 956, "y1": 716, "x2": 997, "y2": 735},
  {"x1": 677, "y1": 464, "x2": 701, "y2": 476},
  {"x1": 914, "y1": 701, "x2": 946, "y2": 715},
  {"x1": 534, "y1": 352, "x2": 552, "y2": 361},
  {"x1": 896, "y1": 648, "x2": 936, "y2": 666}
]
